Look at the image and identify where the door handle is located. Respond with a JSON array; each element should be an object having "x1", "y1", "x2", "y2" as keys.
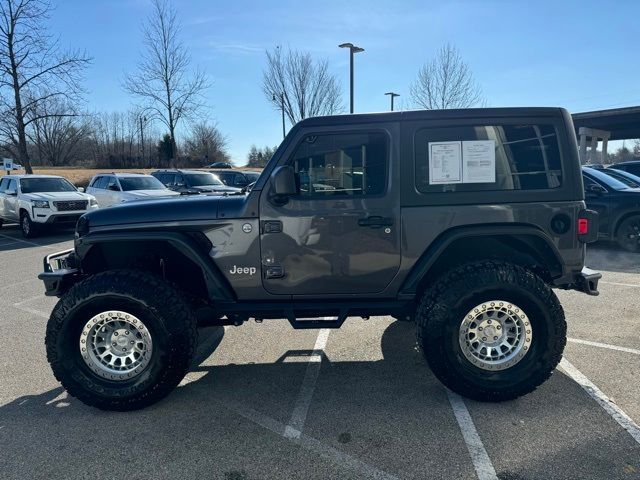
[{"x1": 358, "y1": 216, "x2": 394, "y2": 228}]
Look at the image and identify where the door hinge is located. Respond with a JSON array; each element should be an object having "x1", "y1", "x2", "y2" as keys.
[{"x1": 261, "y1": 220, "x2": 283, "y2": 233}]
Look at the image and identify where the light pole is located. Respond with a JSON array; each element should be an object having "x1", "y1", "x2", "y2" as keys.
[
  {"x1": 384, "y1": 92, "x2": 400, "y2": 111},
  {"x1": 273, "y1": 93, "x2": 285, "y2": 140},
  {"x1": 339, "y1": 43, "x2": 364, "y2": 114},
  {"x1": 139, "y1": 116, "x2": 147, "y2": 164}
]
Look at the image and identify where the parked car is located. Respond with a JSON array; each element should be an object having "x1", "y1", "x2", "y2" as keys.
[
  {"x1": 207, "y1": 162, "x2": 232, "y2": 169},
  {"x1": 151, "y1": 169, "x2": 240, "y2": 194},
  {"x1": 210, "y1": 169, "x2": 261, "y2": 188},
  {"x1": 609, "y1": 160, "x2": 640, "y2": 177},
  {"x1": 0, "y1": 174, "x2": 98, "y2": 238},
  {"x1": 86, "y1": 173, "x2": 180, "y2": 207},
  {"x1": 582, "y1": 166, "x2": 640, "y2": 252},
  {"x1": 603, "y1": 167, "x2": 640, "y2": 188}
]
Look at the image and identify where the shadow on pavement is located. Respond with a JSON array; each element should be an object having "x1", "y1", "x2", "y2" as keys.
[
  {"x1": 0, "y1": 224, "x2": 74, "y2": 252},
  {"x1": 0, "y1": 322, "x2": 638, "y2": 480},
  {"x1": 587, "y1": 243, "x2": 640, "y2": 275}
]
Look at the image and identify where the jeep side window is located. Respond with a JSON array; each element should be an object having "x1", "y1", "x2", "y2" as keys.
[
  {"x1": 415, "y1": 124, "x2": 562, "y2": 193},
  {"x1": 289, "y1": 132, "x2": 388, "y2": 197},
  {"x1": 94, "y1": 176, "x2": 108, "y2": 189},
  {"x1": 0, "y1": 177, "x2": 8, "y2": 191}
]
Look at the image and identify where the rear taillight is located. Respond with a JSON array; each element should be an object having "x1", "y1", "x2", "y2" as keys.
[
  {"x1": 578, "y1": 218, "x2": 589, "y2": 235},
  {"x1": 578, "y1": 209, "x2": 598, "y2": 243}
]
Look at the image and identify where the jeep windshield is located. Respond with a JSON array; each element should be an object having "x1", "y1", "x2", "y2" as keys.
[
  {"x1": 119, "y1": 176, "x2": 167, "y2": 191},
  {"x1": 21, "y1": 177, "x2": 77, "y2": 193},
  {"x1": 185, "y1": 172, "x2": 224, "y2": 187}
]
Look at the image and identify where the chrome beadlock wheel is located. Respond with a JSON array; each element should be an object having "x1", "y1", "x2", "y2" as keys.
[
  {"x1": 79, "y1": 311, "x2": 153, "y2": 381},
  {"x1": 459, "y1": 301, "x2": 532, "y2": 371}
]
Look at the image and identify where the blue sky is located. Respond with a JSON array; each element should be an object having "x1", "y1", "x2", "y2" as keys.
[{"x1": 50, "y1": 0, "x2": 640, "y2": 164}]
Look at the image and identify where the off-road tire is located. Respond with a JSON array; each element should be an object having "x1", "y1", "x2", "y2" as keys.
[
  {"x1": 616, "y1": 215, "x2": 640, "y2": 253},
  {"x1": 45, "y1": 269, "x2": 198, "y2": 411},
  {"x1": 20, "y1": 211, "x2": 37, "y2": 238},
  {"x1": 416, "y1": 261, "x2": 566, "y2": 402}
]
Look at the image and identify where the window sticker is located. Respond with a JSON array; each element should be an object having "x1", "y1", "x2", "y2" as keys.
[
  {"x1": 462, "y1": 140, "x2": 496, "y2": 183},
  {"x1": 429, "y1": 141, "x2": 462, "y2": 184}
]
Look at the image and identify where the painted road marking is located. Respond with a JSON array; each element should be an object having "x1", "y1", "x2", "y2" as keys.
[
  {"x1": 13, "y1": 293, "x2": 46, "y2": 307},
  {"x1": 568, "y1": 337, "x2": 640, "y2": 356},
  {"x1": 0, "y1": 233, "x2": 54, "y2": 249},
  {"x1": 560, "y1": 358, "x2": 640, "y2": 445},
  {"x1": 284, "y1": 328, "x2": 330, "y2": 440},
  {"x1": 447, "y1": 390, "x2": 499, "y2": 480},
  {"x1": 235, "y1": 405, "x2": 399, "y2": 480}
]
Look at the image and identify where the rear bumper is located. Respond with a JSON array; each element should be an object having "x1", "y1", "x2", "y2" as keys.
[
  {"x1": 574, "y1": 267, "x2": 602, "y2": 296},
  {"x1": 38, "y1": 249, "x2": 82, "y2": 297}
]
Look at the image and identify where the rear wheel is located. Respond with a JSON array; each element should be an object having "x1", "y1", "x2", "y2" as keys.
[
  {"x1": 616, "y1": 215, "x2": 640, "y2": 253},
  {"x1": 45, "y1": 269, "x2": 198, "y2": 411},
  {"x1": 416, "y1": 261, "x2": 566, "y2": 401},
  {"x1": 20, "y1": 211, "x2": 37, "y2": 238}
]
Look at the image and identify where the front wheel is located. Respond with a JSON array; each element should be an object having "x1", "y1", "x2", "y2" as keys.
[
  {"x1": 45, "y1": 269, "x2": 198, "y2": 411},
  {"x1": 616, "y1": 215, "x2": 640, "y2": 253},
  {"x1": 416, "y1": 261, "x2": 566, "y2": 402},
  {"x1": 20, "y1": 211, "x2": 38, "y2": 238}
]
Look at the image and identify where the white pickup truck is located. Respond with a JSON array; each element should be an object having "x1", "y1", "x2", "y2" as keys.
[{"x1": 0, "y1": 175, "x2": 98, "y2": 238}]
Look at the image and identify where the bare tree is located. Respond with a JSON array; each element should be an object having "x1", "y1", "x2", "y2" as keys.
[
  {"x1": 262, "y1": 46, "x2": 343, "y2": 124},
  {"x1": 28, "y1": 95, "x2": 90, "y2": 166},
  {"x1": 124, "y1": 0, "x2": 209, "y2": 165},
  {"x1": 410, "y1": 44, "x2": 484, "y2": 110},
  {"x1": 0, "y1": 0, "x2": 90, "y2": 173},
  {"x1": 183, "y1": 121, "x2": 229, "y2": 165}
]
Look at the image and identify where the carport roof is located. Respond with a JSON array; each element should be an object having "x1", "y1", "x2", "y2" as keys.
[{"x1": 572, "y1": 106, "x2": 640, "y2": 140}]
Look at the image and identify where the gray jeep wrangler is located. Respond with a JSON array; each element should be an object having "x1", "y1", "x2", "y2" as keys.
[{"x1": 39, "y1": 108, "x2": 601, "y2": 411}]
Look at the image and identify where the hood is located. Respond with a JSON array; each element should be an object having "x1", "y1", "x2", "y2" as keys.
[
  {"x1": 22, "y1": 191, "x2": 93, "y2": 201},
  {"x1": 189, "y1": 185, "x2": 240, "y2": 193},
  {"x1": 84, "y1": 194, "x2": 223, "y2": 229},
  {"x1": 123, "y1": 189, "x2": 181, "y2": 198}
]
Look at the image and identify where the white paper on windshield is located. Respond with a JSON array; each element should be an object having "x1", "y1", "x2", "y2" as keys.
[
  {"x1": 429, "y1": 141, "x2": 462, "y2": 184},
  {"x1": 462, "y1": 140, "x2": 496, "y2": 183}
]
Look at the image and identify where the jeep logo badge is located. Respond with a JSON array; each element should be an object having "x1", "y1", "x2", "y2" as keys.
[{"x1": 229, "y1": 265, "x2": 257, "y2": 275}]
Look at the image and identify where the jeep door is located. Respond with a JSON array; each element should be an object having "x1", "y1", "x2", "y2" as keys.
[{"x1": 259, "y1": 124, "x2": 401, "y2": 296}]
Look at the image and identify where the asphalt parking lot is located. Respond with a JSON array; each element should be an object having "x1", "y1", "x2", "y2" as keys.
[{"x1": 0, "y1": 225, "x2": 639, "y2": 480}]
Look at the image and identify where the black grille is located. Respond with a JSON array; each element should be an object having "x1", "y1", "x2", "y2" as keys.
[{"x1": 53, "y1": 200, "x2": 88, "y2": 211}]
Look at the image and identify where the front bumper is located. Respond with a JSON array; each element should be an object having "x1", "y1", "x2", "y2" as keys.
[
  {"x1": 32, "y1": 206, "x2": 97, "y2": 225},
  {"x1": 38, "y1": 249, "x2": 82, "y2": 297}
]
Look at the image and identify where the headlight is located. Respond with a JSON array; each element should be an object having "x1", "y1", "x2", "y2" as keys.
[
  {"x1": 89, "y1": 198, "x2": 98, "y2": 207},
  {"x1": 33, "y1": 200, "x2": 50, "y2": 208}
]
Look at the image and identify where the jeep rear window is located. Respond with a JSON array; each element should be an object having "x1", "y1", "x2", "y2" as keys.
[
  {"x1": 290, "y1": 132, "x2": 387, "y2": 197},
  {"x1": 415, "y1": 124, "x2": 562, "y2": 193}
]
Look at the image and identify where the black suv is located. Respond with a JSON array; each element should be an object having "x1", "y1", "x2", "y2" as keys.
[
  {"x1": 582, "y1": 166, "x2": 640, "y2": 252},
  {"x1": 151, "y1": 169, "x2": 241, "y2": 194},
  {"x1": 610, "y1": 160, "x2": 640, "y2": 177},
  {"x1": 211, "y1": 169, "x2": 262, "y2": 188},
  {"x1": 39, "y1": 108, "x2": 600, "y2": 411}
]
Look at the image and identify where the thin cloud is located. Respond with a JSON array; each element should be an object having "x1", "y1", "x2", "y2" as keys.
[{"x1": 210, "y1": 43, "x2": 264, "y2": 55}]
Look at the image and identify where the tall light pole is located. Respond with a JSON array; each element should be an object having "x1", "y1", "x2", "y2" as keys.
[
  {"x1": 139, "y1": 115, "x2": 147, "y2": 164},
  {"x1": 273, "y1": 93, "x2": 285, "y2": 140},
  {"x1": 339, "y1": 43, "x2": 364, "y2": 114},
  {"x1": 384, "y1": 92, "x2": 400, "y2": 111}
]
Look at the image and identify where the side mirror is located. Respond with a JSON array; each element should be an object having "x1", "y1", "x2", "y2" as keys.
[
  {"x1": 587, "y1": 184, "x2": 606, "y2": 195},
  {"x1": 270, "y1": 166, "x2": 297, "y2": 203},
  {"x1": 77, "y1": 187, "x2": 85, "y2": 193},
  {"x1": 5, "y1": 188, "x2": 16, "y2": 196}
]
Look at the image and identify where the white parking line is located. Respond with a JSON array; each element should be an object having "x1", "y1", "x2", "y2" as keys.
[
  {"x1": 446, "y1": 390, "x2": 499, "y2": 480},
  {"x1": 568, "y1": 338, "x2": 640, "y2": 356},
  {"x1": 0, "y1": 279, "x2": 35, "y2": 292},
  {"x1": 11, "y1": 303, "x2": 48, "y2": 319},
  {"x1": 13, "y1": 293, "x2": 45, "y2": 307},
  {"x1": 0, "y1": 233, "x2": 52, "y2": 249},
  {"x1": 235, "y1": 405, "x2": 399, "y2": 480},
  {"x1": 560, "y1": 358, "x2": 640, "y2": 445},
  {"x1": 600, "y1": 281, "x2": 640, "y2": 288},
  {"x1": 284, "y1": 328, "x2": 330, "y2": 439}
]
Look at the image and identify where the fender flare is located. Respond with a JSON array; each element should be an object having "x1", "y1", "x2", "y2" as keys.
[
  {"x1": 399, "y1": 224, "x2": 565, "y2": 295},
  {"x1": 76, "y1": 231, "x2": 235, "y2": 301}
]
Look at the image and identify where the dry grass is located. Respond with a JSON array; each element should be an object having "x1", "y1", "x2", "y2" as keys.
[{"x1": 3, "y1": 166, "x2": 262, "y2": 188}]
